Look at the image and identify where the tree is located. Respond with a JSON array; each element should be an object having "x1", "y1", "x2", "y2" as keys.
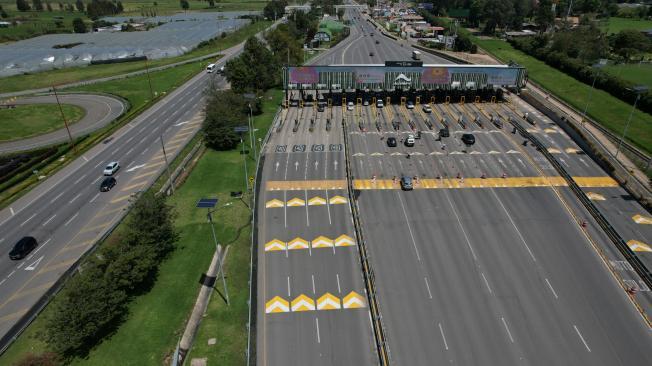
[
  {"x1": 202, "y1": 90, "x2": 248, "y2": 150},
  {"x1": 32, "y1": 0, "x2": 43, "y2": 11},
  {"x1": 535, "y1": 0, "x2": 555, "y2": 33},
  {"x1": 208, "y1": 0, "x2": 214, "y2": 7},
  {"x1": 263, "y1": 0, "x2": 287, "y2": 21},
  {"x1": 14, "y1": 352, "x2": 62, "y2": 366},
  {"x1": 0, "y1": 9, "x2": 7, "y2": 18},
  {"x1": 76, "y1": 0, "x2": 84, "y2": 12},
  {"x1": 337, "y1": 8, "x2": 344, "y2": 20},
  {"x1": 611, "y1": 29, "x2": 652, "y2": 61},
  {"x1": 180, "y1": 0, "x2": 189, "y2": 11},
  {"x1": 72, "y1": 17, "x2": 86, "y2": 33},
  {"x1": 225, "y1": 36, "x2": 279, "y2": 93},
  {"x1": 117, "y1": 1, "x2": 123, "y2": 13},
  {"x1": 46, "y1": 1, "x2": 52, "y2": 11},
  {"x1": 16, "y1": 0, "x2": 31, "y2": 12}
]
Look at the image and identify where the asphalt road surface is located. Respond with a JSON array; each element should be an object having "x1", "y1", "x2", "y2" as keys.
[
  {"x1": 256, "y1": 6, "x2": 652, "y2": 366},
  {"x1": 0, "y1": 94, "x2": 126, "y2": 153},
  {"x1": 0, "y1": 38, "x2": 248, "y2": 346}
]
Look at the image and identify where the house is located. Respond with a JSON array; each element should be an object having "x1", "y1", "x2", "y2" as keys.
[
  {"x1": 0, "y1": 21, "x2": 10, "y2": 28},
  {"x1": 314, "y1": 19, "x2": 347, "y2": 43}
]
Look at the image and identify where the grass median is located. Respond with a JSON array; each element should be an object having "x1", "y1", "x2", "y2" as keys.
[
  {"x1": 0, "y1": 89, "x2": 282, "y2": 365},
  {"x1": 0, "y1": 104, "x2": 85, "y2": 141},
  {"x1": 474, "y1": 38, "x2": 652, "y2": 155},
  {"x1": 0, "y1": 19, "x2": 271, "y2": 94}
]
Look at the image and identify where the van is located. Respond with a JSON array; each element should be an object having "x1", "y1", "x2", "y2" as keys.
[
  {"x1": 206, "y1": 63, "x2": 216, "y2": 73},
  {"x1": 405, "y1": 134, "x2": 415, "y2": 147},
  {"x1": 376, "y1": 99, "x2": 384, "y2": 108}
]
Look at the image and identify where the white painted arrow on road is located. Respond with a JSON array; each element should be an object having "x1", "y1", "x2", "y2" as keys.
[
  {"x1": 127, "y1": 164, "x2": 146, "y2": 172},
  {"x1": 294, "y1": 161, "x2": 299, "y2": 171},
  {"x1": 174, "y1": 121, "x2": 189, "y2": 126},
  {"x1": 25, "y1": 256, "x2": 44, "y2": 271},
  {"x1": 314, "y1": 161, "x2": 319, "y2": 170},
  {"x1": 275, "y1": 161, "x2": 280, "y2": 172},
  {"x1": 334, "y1": 160, "x2": 338, "y2": 170}
]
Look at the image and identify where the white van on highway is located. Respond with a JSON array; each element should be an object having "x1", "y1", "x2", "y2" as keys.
[{"x1": 206, "y1": 63, "x2": 216, "y2": 73}]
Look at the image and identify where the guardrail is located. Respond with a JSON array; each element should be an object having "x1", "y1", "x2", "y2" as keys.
[
  {"x1": 508, "y1": 118, "x2": 652, "y2": 292},
  {"x1": 247, "y1": 106, "x2": 281, "y2": 366},
  {"x1": 341, "y1": 117, "x2": 390, "y2": 365}
]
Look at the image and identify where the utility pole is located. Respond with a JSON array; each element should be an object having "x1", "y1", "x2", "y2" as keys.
[
  {"x1": 241, "y1": 136, "x2": 249, "y2": 191},
  {"x1": 145, "y1": 58, "x2": 154, "y2": 101},
  {"x1": 207, "y1": 208, "x2": 229, "y2": 305},
  {"x1": 249, "y1": 103, "x2": 257, "y2": 158},
  {"x1": 615, "y1": 86, "x2": 648, "y2": 159},
  {"x1": 52, "y1": 86, "x2": 76, "y2": 154},
  {"x1": 160, "y1": 135, "x2": 174, "y2": 195}
]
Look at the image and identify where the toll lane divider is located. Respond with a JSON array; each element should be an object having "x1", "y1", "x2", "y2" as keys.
[
  {"x1": 265, "y1": 180, "x2": 347, "y2": 190},
  {"x1": 510, "y1": 118, "x2": 652, "y2": 325},
  {"x1": 264, "y1": 235, "x2": 356, "y2": 252},
  {"x1": 342, "y1": 119, "x2": 390, "y2": 365},
  {"x1": 265, "y1": 291, "x2": 366, "y2": 314}
]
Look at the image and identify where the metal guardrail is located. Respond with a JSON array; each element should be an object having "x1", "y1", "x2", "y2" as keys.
[
  {"x1": 341, "y1": 117, "x2": 390, "y2": 365},
  {"x1": 247, "y1": 106, "x2": 281, "y2": 366},
  {"x1": 509, "y1": 119, "x2": 652, "y2": 291}
]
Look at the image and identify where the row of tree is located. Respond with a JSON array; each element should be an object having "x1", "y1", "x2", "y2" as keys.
[
  {"x1": 15, "y1": 0, "x2": 123, "y2": 18},
  {"x1": 39, "y1": 192, "x2": 178, "y2": 358},
  {"x1": 510, "y1": 31, "x2": 652, "y2": 114}
]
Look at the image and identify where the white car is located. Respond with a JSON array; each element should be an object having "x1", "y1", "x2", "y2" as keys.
[
  {"x1": 376, "y1": 100, "x2": 384, "y2": 108},
  {"x1": 406, "y1": 101, "x2": 415, "y2": 109},
  {"x1": 347, "y1": 101, "x2": 354, "y2": 111},
  {"x1": 405, "y1": 135, "x2": 415, "y2": 147},
  {"x1": 103, "y1": 161, "x2": 120, "y2": 176},
  {"x1": 423, "y1": 104, "x2": 432, "y2": 113},
  {"x1": 363, "y1": 100, "x2": 369, "y2": 106}
]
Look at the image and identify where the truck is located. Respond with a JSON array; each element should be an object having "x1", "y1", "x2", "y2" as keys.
[{"x1": 412, "y1": 50, "x2": 421, "y2": 60}]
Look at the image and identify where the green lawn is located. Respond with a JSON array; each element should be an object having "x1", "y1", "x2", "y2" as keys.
[
  {"x1": 475, "y1": 38, "x2": 652, "y2": 154},
  {"x1": 185, "y1": 89, "x2": 283, "y2": 365},
  {"x1": 601, "y1": 16, "x2": 652, "y2": 34},
  {"x1": 603, "y1": 63, "x2": 652, "y2": 90},
  {"x1": 0, "y1": 19, "x2": 272, "y2": 94},
  {"x1": 0, "y1": 89, "x2": 282, "y2": 366},
  {"x1": 0, "y1": 104, "x2": 84, "y2": 141}
]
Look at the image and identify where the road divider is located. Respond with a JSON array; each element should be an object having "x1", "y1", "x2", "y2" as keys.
[
  {"x1": 264, "y1": 195, "x2": 348, "y2": 208},
  {"x1": 351, "y1": 176, "x2": 618, "y2": 190}
]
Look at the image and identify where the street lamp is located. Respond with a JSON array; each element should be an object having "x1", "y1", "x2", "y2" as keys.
[
  {"x1": 615, "y1": 85, "x2": 648, "y2": 159},
  {"x1": 580, "y1": 58, "x2": 607, "y2": 128},
  {"x1": 234, "y1": 126, "x2": 249, "y2": 191}
]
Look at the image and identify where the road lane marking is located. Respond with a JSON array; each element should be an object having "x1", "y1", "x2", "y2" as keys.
[
  {"x1": 315, "y1": 318, "x2": 321, "y2": 344},
  {"x1": 396, "y1": 191, "x2": 422, "y2": 261},
  {"x1": 69, "y1": 193, "x2": 81, "y2": 204},
  {"x1": 545, "y1": 278, "x2": 559, "y2": 299},
  {"x1": 127, "y1": 164, "x2": 146, "y2": 172},
  {"x1": 632, "y1": 214, "x2": 652, "y2": 224},
  {"x1": 291, "y1": 294, "x2": 315, "y2": 311},
  {"x1": 89, "y1": 192, "x2": 100, "y2": 203},
  {"x1": 627, "y1": 240, "x2": 652, "y2": 252},
  {"x1": 24, "y1": 256, "x2": 44, "y2": 271},
  {"x1": 64, "y1": 212, "x2": 79, "y2": 226},
  {"x1": 342, "y1": 291, "x2": 366, "y2": 308},
  {"x1": 73, "y1": 174, "x2": 87, "y2": 184},
  {"x1": 317, "y1": 293, "x2": 341, "y2": 310},
  {"x1": 20, "y1": 213, "x2": 36, "y2": 227},
  {"x1": 287, "y1": 276, "x2": 291, "y2": 297},
  {"x1": 501, "y1": 317, "x2": 515, "y2": 343},
  {"x1": 92, "y1": 176, "x2": 102, "y2": 184},
  {"x1": 336, "y1": 274, "x2": 341, "y2": 293},
  {"x1": 424, "y1": 277, "x2": 433, "y2": 299},
  {"x1": 10, "y1": 207, "x2": 14, "y2": 216},
  {"x1": 311, "y1": 275, "x2": 316, "y2": 294},
  {"x1": 50, "y1": 191, "x2": 64, "y2": 203},
  {"x1": 490, "y1": 189, "x2": 537, "y2": 262},
  {"x1": 438, "y1": 323, "x2": 449, "y2": 350},
  {"x1": 573, "y1": 325, "x2": 591, "y2": 352},
  {"x1": 42, "y1": 214, "x2": 56, "y2": 226},
  {"x1": 7, "y1": 270, "x2": 16, "y2": 278},
  {"x1": 481, "y1": 272, "x2": 493, "y2": 294}
]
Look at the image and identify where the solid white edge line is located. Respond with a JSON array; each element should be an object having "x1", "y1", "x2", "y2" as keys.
[{"x1": 573, "y1": 325, "x2": 591, "y2": 352}]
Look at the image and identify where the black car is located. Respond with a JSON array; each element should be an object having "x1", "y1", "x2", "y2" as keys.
[
  {"x1": 317, "y1": 104, "x2": 325, "y2": 112},
  {"x1": 370, "y1": 51, "x2": 374, "y2": 57},
  {"x1": 439, "y1": 128, "x2": 450, "y2": 138},
  {"x1": 9, "y1": 236, "x2": 37, "y2": 260},
  {"x1": 387, "y1": 137, "x2": 397, "y2": 147},
  {"x1": 100, "y1": 176, "x2": 117, "y2": 192},
  {"x1": 400, "y1": 176, "x2": 413, "y2": 191},
  {"x1": 375, "y1": 40, "x2": 379, "y2": 44},
  {"x1": 461, "y1": 133, "x2": 476, "y2": 145}
]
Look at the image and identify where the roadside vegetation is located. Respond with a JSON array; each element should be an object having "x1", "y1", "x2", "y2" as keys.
[
  {"x1": 475, "y1": 38, "x2": 652, "y2": 154},
  {"x1": 0, "y1": 104, "x2": 84, "y2": 141},
  {"x1": 0, "y1": 18, "x2": 271, "y2": 94}
]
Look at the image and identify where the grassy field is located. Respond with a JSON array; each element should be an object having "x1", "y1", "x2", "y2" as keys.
[
  {"x1": 601, "y1": 16, "x2": 652, "y2": 34},
  {"x1": 603, "y1": 63, "x2": 652, "y2": 90},
  {"x1": 185, "y1": 89, "x2": 282, "y2": 365},
  {"x1": 0, "y1": 104, "x2": 84, "y2": 141},
  {"x1": 0, "y1": 89, "x2": 281, "y2": 366},
  {"x1": 474, "y1": 38, "x2": 652, "y2": 154},
  {"x1": 0, "y1": 19, "x2": 271, "y2": 94}
]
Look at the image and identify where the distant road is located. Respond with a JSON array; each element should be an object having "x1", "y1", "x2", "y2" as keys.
[{"x1": 0, "y1": 94, "x2": 126, "y2": 154}]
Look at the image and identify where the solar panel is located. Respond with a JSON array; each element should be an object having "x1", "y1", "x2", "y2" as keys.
[
  {"x1": 234, "y1": 126, "x2": 249, "y2": 133},
  {"x1": 196, "y1": 198, "x2": 218, "y2": 208}
]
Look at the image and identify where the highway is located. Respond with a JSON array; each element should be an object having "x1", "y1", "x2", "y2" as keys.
[
  {"x1": 255, "y1": 8, "x2": 450, "y2": 366},
  {"x1": 0, "y1": 39, "x2": 246, "y2": 346},
  {"x1": 256, "y1": 6, "x2": 652, "y2": 366},
  {"x1": 0, "y1": 94, "x2": 126, "y2": 153}
]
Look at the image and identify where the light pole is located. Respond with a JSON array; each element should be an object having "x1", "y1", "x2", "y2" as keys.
[
  {"x1": 234, "y1": 126, "x2": 249, "y2": 191},
  {"x1": 248, "y1": 103, "x2": 257, "y2": 158},
  {"x1": 580, "y1": 59, "x2": 607, "y2": 128},
  {"x1": 615, "y1": 85, "x2": 648, "y2": 159}
]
